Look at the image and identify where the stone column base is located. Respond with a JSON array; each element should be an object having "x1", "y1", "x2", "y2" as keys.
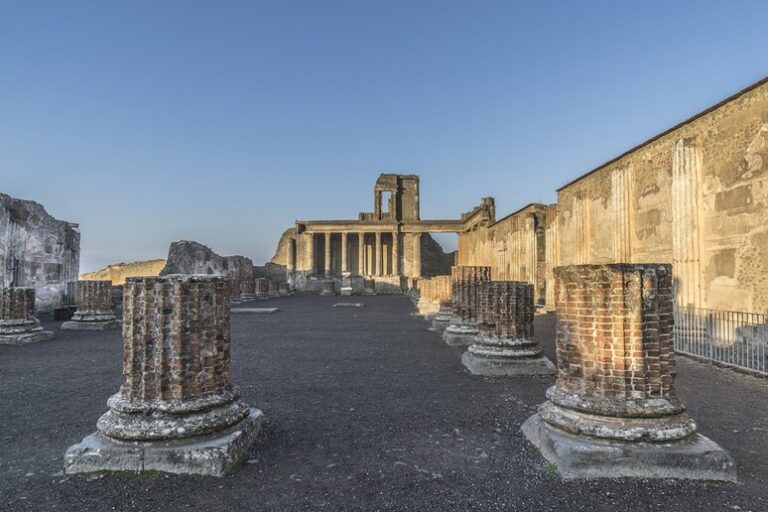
[
  {"x1": 0, "y1": 329, "x2": 55, "y2": 345},
  {"x1": 442, "y1": 321, "x2": 478, "y2": 346},
  {"x1": 64, "y1": 409, "x2": 263, "y2": 477},
  {"x1": 461, "y1": 351, "x2": 555, "y2": 376},
  {"x1": 62, "y1": 319, "x2": 120, "y2": 331},
  {"x1": 521, "y1": 413, "x2": 736, "y2": 481}
]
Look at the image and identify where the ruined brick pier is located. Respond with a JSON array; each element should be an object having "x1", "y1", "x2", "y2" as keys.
[
  {"x1": 442, "y1": 266, "x2": 490, "y2": 346},
  {"x1": 64, "y1": 275, "x2": 263, "y2": 477},
  {"x1": 462, "y1": 281, "x2": 554, "y2": 375},
  {"x1": 522, "y1": 264, "x2": 735, "y2": 480},
  {"x1": 0, "y1": 288, "x2": 54, "y2": 345},
  {"x1": 62, "y1": 280, "x2": 119, "y2": 330},
  {"x1": 240, "y1": 278, "x2": 256, "y2": 301}
]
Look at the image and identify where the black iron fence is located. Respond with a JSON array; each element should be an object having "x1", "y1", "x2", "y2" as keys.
[{"x1": 674, "y1": 306, "x2": 768, "y2": 376}]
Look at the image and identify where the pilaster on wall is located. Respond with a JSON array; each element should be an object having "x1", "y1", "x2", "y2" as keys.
[
  {"x1": 572, "y1": 192, "x2": 591, "y2": 264},
  {"x1": 611, "y1": 166, "x2": 634, "y2": 262},
  {"x1": 672, "y1": 138, "x2": 703, "y2": 308}
]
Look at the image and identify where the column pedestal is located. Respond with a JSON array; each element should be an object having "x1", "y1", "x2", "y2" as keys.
[
  {"x1": 443, "y1": 266, "x2": 490, "y2": 346},
  {"x1": 462, "y1": 281, "x2": 554, "y2": 376},
  {"x1": 64, "y1": 275, "x2": 263, "y2": 477},
  {"x1": 63, "y1": 280, "x2": 119, "y2": 330},
  {"x1": 0, "y1": 288, "x2": 54, "y2": 345},
  {"x1": 522, "y1": 264, "x2": 735, "y2": 481}
]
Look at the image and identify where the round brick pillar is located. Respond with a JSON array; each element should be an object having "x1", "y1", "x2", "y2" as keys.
[
  {"x1": 65, "y1": 275, "x2": 263, "y2": 476},
  {"x1": 539, "y1": 264, "x2": 695, "y2": 441},
  {"x1": 255, "y1": 278, "x2": 269, "y2": 298},
  {"x1": 462, "y1": 281, "x2": 554, "y2": 375},
  {"x1": 96, "y1": 275, "x2": 253, "y2": 441},
  {"x1": 442, "y1": 266, "x2": 490, "y2": 346},
  {"x1": 0, "y1": 287, "x2": 54, "y2": 345},
  {"x1": 240, "y1": 278, "x2": 256, "y2": 301},
  {"x1": 522, "y1": 264, "x2": 735, "y2": 481},
  {"x1": 62, "y1": 280, "x2": 119, "y2": 330}
]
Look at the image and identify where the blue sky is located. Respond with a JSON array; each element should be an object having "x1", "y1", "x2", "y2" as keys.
[{"x1": 2, "y1": 1, "x2": 768, "y2": 272}]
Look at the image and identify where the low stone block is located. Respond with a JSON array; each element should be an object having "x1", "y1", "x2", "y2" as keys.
[
  {"x1": 522, "y1": 413, "x2": 736, "y2": 481},
  {"x1": 462, "y1": 351, "x2": 555, "y2": 376},
  {"x1": 65, "y1": 409, "x2": 263, "y2": 477}
]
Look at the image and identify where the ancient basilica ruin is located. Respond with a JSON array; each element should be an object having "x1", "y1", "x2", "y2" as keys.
[{"x1": 3, "y1": 75, "x2": 768, "y2": 507}]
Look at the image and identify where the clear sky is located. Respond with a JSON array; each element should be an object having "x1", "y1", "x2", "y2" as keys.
[{"x1": 3, "y1": 1, "x2": 768, "y2": 272}]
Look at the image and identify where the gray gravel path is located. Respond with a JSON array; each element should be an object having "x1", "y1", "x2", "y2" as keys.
[{"x1": 0, "y1": 295, "x2": 766, "y2": 511}]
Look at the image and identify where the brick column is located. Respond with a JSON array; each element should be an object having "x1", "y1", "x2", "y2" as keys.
[
  {"x1": 0, "y1": 287, "x2": 53, "y2": 345},
  {"x1": 240, "y1": 278, "x2": 256, "y2": 301},
  {"x1": 522, "y1": 264, "x2": 735, "y2": 480},
  {"x1": 65, "y1": 275, "x2": 263, "y2": 477},
  {"x1": 255, "y1": 278, "x2": 269, "y2": 298},
  {"x1": 462, "y1": 281, "x2": 554, "y2": 375},
  {"x1": 442, "y1": 266, "x2": 490, "y2": 346},
  {"x1": 62, "y1": 280, "x2": 119, "y2": 330},
  {"x1": 430, "y1": 276, "x2": 453, "y2": 332},
  {"x1": 363, "y1": 278, "x2": 376, "y2": 296},
  {"x1": 268, "y1": 280, "x2": 280, "y2": 297},
  {"x1": 375, "y1": 232, "x2": 382, "y2": 276}
]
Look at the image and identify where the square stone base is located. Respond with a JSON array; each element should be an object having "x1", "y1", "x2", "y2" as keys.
[
  {"x1": 340, "y1": 287, "x2": 353, "y2": 296},
  {"x1": 521, "y1": 413, "x2": 737, "y2": 481},
  {"x1": 61, "y1": 320, "x2": 120, "y2": 330},
  {"x1": 0, "y1": 330, "x2": 55, "y2": 345},
  {"x1": 64, "y1": 409, "x2": 263, "y2": 477},
  {"x1": 442, "y1": 325, "x2": 478, "y2": 346},
  {"x1": 462, "y1": 352, "x2": 556, "y2": 376}
]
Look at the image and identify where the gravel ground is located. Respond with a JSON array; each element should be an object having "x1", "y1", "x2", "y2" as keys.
[{"x1": 0, "y1": 295, "x2": 766, "y2": 511}]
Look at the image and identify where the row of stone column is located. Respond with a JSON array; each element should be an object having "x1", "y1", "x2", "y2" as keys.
[
  {"x1": 307, "y1": 231, "x2": 419, "y2": 278},
  {"x1": 423, "y1": 263, "x2": 735, "y2": 480},
  {"x1": 0, "y1": 275, "x2": 294, "y2": 344}
]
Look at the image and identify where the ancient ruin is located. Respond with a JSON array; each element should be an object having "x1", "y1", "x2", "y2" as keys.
[
  {"x1": 462, "y1": 281, "x2": 554, "y2": 376},
  {"x1": 459, "y1": 77, "x2": 768, "y2": 315},
  {"x1": 62, "y1": 280, "x2": 119, "y2": 330},
  {"x1": 415, "y1": 275, "x2": 451, "y2": 318},
  {"x1": 522, "y1": 264, "x2": 735, "y2": 480},
  {"x1": 443, "y1": 266, "x2": 491, "y2": 346},
  {"x1": 0, "y1": 287, "x2": 54, "y2": 345},
  {"x1": 160, "y1": 241, "x2": 257, "y2": 301},
  {"x1": 255, "y1": 278, "x2": 269, "y2": 298},
  {"x1": 64, "y1": 275, "x2": 263, "y2": 477},
  {"x1": 80, "y1": 259, "x2": 166, "y2": 286},
  {"x1": 272, "y1": 174, "x2": 492, "y2": 294},
  {"x1": 0, "y1": 193, "x2": 80, "y2": 313}
]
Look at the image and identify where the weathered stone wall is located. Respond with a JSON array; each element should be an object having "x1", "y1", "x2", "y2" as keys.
[
  {"x1": 458, "y1": 204, "x2": 549, "y2": 304},
  {"x1": 160, "y1": 241, "x2": 255, "y2": 298},
  {"x1": 80, "y1": 259, "x2": 166, "y2": 286},
  {"x1": 557, "y1": 79, "x2": 768, "y2": 311},
  {"x1": 0, "y1": 193, "x2": 80, "y2": 312}
]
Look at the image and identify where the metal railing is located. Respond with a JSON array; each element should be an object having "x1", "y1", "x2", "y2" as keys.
[{"x1": 674, "y1": 306, "x2": 768, "y2": 376}]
